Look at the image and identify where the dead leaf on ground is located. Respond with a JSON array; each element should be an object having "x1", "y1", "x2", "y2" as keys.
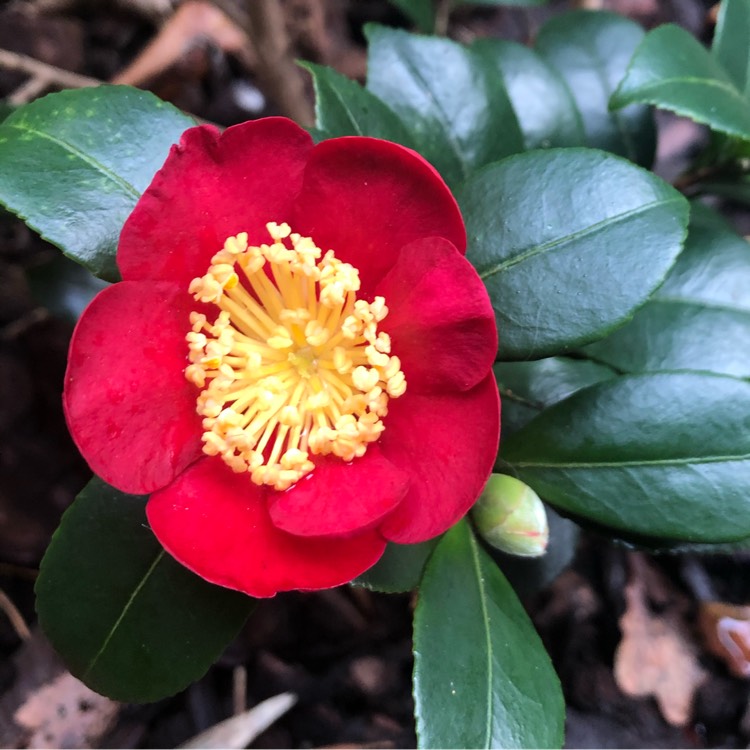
[
  {"x1": 13, "y1": 672, "x2": 120, "y2": 749},
  {"x1": 614, "y1": 556, "x2": 707, "y2": 727},
  {"x1": 178, "y1": 692, "x2": 296, "y2": 749},
  {"x1": 699, "y1": 601, "x2": 750, "y2": 679}
]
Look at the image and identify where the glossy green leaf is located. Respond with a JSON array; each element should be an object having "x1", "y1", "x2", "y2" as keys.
[
  {"x1": 536, "y1": 10, "x2": 655, "y2": 166},
  {"x1": 353, "y1": 538, "x2": 439, "y2": 593},
  {"x1": 36, "y1": 477, "x2": 253, "y2": 702},
  {"x1": 387, "y1": 0, "x2": 434, "y2": 32},
  {"x1": 365, "y1": 25, "x2": 524, "y2": 187},
  {"x1": 303, "y1": 62, "x2": 417, "y2": 147},
  {"x1": 612, "y1": 24, "x2": 750, "y2": 141},
  {"x1": 413, "y1": 520, "x2": 564, "y2": 749},
  {"x1": 472, "y1": 38, "x2": 585, "y2": 150},
  {"x1": 712, "y1": 0, "x2": 750, "y2": 94},
  {"x1": 0, "y1": 86, "x2": 193, "y2": 281},
  {"x1": 494, "y1": 357, "x2": 617, "y2": 437},
  {"x1": 461, "y1": 148, "x2": 689, "y2": 360},
  {"x1": 501, "y1": 372, "x2": 750, "y2": 542},
  {"x1": 583, "y1": 204, "x2": 750, "y2": 377}
]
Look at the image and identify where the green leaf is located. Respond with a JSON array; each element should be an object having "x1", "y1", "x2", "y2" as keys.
[
  {"x1": 472, "y1": 38, "x2": 585, "y2": 150},
  {"x1": 611, "y1": 24, "x2": 750, "y2": 141},
  {"x1": 365, "y1": 25, "x2": 524, "y2": 187},
  {"x1": 0, "y1": 101, "x2": 13, "y2": 123},
  {"x1": 494, "y1": 357, "x2": 617, "y2": 437},
  {"x1": 712, "y1": 0, "x2": 750, "y2": 95},
  {"x1": 303, "y1": 61, "x2": 416, "y2": 147},
  {"x1": 353, "y1": 538, "x2": 439, "y2": 593},
  {"x1": 461, "y1": 148, "x2": 689, "y2": 360},
  {"x1": 583, "y1": 204, "x2": 750, "y2": 377},
  {"x1": 500, "y1": 372, "x2": 750, "y2": 543},
  {"x1": 535, "y1": 10, "x2": 655, "y2": 166},
  {"x1": 36, "y1": 477, "x2": 253, "y2": 702},
  {"x1": 387, "y1": 0, "x2": 435, "y2": 32},
  {"x1": 0, "y1": 86, "x2": 194, "y2": 281},
  {"x1": 413, "y1": 520, "x2": 564, "y2": 749}
]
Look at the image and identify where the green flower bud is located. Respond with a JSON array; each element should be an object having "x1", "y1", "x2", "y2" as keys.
[{"x1": 472, "y1": 474, "x2": 549, "y2": 558}]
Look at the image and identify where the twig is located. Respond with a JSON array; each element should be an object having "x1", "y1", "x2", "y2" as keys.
[
  {"x1": 232, "y1": 665, "x2": 247, "y2": 716},
  {"x1": 0, "y1": 588, "x2": 31, "y2": 641},
  {"x1": 208, "y1": 0, "x2": 250, "y2": 32},
  {"x1": 0, "y1": 48, "x2": 102, "y2": 105},
  {"x1": 112, "y1": 1, "x2": 252, "y2": 87},
  {"x1": 0, "y1": 563, "x2": 38, "y2": 581},
  {"x1": 434, "y1": 0, "x2": 453, "y2": 36},
  {"x1": 244, "y1": 0, "x2": 314, "y2": 126}
]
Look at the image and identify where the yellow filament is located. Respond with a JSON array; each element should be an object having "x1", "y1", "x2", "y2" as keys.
[{"x1": 185, "y1": 222, "x2": 406, "y2": 491}]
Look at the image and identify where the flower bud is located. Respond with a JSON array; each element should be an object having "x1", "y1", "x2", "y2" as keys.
[{"x1": 472, "y1": 474, "x2": 549, "y2": 557}]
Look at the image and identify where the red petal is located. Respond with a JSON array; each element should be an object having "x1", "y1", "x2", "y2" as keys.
[
  {"x1": 376, "y1": 237, "x2": 497, "y2": 393},
  {"x1": 118, "y1": 118, "x2": 313, "y2": 288},
  {"x1": 146, "y1": 459, "x2": 387, "y2": 597},
  {"x1": 292, "y1": 137, "x2": 466, "y2": 295},
  {"x1": 268, "y1": 446, "x2": 409, "y2": 536},
  {"x1": 379, "y1": 374, "x2": 500, "y2": 543},
  {"x1": 64, "y1": 281, "x2": 202, "y2": 494}
]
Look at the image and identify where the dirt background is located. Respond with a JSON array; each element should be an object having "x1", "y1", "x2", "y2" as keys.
[{"x1": 1, "y1": 0, "x2": 750, "y2": 747}]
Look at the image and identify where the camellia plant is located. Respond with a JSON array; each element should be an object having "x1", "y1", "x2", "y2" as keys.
[{"x1": 3, "y1": 0, "x2": 750, "y2": 746}]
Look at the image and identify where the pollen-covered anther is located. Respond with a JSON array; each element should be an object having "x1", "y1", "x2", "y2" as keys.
[{"x1": 185, "y1": 222, "x2": 406, "y2": 491}]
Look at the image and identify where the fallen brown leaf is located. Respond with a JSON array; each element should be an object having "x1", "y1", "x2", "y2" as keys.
[
  {"x1": 699, "y1": 601, "x2": 750, "y2": 679},
  {"x1": 615, "y1": 559, "x2": 707, "y2": 726},
  {"x1": 14, "y1": 672, "x2": 119, "y2": 749}
]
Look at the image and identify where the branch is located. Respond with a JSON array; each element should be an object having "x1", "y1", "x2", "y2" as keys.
[
  {"x1": 244, "y1": 0, "x2": 314, "y2": 126},
  {"x1": 0, "y1": 48, "x2": 102, "y2": 105}
]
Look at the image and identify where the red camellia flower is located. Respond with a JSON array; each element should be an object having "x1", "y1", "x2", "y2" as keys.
[{"x1": 64, "y1": 117, "x2": 500, "y2": 597}]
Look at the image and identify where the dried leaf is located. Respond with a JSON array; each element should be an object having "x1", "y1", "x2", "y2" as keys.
[
  {"x1": 13, "y1": 672, "x2": 119, "y2": 749},
  {"x1": 178, "y1": 692, "x2": 296, "y2": 749},
  {"x1": 615, "y1": 569, "x2": 707, "y2": 726},
  {"x1": 699, "y1": 601, "x2": 750, "y2": 678}
]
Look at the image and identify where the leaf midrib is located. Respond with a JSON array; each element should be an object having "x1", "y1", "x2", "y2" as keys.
[
  {"x1": 81, "y1": 550, "x2": 165, "y2": 681},
  {"x1": 478, "y1": 196, "x2": 682, "y2": 280},
  {"x1": 508, "y1": 452, "x2": 750, "y2": 469},
  {"x1": 468, "y1": 529, "x2": 493, "y2": 749},
  {"x1": 383, "y1": 44, "x2": 468, "y2": 181},
  {"x1": 324, "y1": 80, "x2": 365, "y2": 136},
  {"x1": 6, "y1": 122, "x2": 141, "y2": 199}
]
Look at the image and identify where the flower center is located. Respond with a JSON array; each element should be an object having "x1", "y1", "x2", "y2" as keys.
[{"x1": 185, "y1": 222, "x2": 406, "y2": 491}]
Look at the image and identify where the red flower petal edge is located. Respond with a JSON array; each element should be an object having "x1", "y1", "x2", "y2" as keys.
[
  {"x1": 376, "y1": 237, "x2": 497, "y2": 394},
  {"x1": 64, "y1": 281, "x2": 202, "y2": 495},
  {"x1": 293, "y1": 136, "x2": 467, "y2": 295},
  {"x1": 118, "y1": 118, "x2": 313, "y2": 288},
  {"x1": 65, "y1": 117, "x2": 500, "y2": 597},
  {"x1": 146, "y1": 459, "x2": 387, "y2": 597}
]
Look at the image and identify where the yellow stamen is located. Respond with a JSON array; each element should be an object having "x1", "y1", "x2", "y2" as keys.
[{"x1": 185, "y1": 223, "x2": 407, "y2": 491}]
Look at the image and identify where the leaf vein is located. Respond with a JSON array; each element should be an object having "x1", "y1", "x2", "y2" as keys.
[
  {"x1": 398, "y1": 53, "x2": 468, "y2": 180},
  {"x1": 511, "y1": 452, "x2": 750, "y2": 469},
  {"x1": 478, "y1": 196, "x2": 682, "y2": 280},
  {"x1": 81, "y1": 550, "x2": 165, "y2": 681},
  {"x1": 468, "y1": 531, "x2": 493, "y2": 749},
  {"x1": 6, "y1": 122, "x2": 141, "y2": 199}
]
